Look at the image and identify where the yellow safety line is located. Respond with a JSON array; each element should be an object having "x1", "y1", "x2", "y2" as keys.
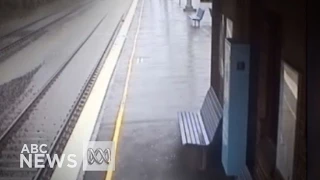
[{"x1": 105, "y1": 0, "x2": 144, "y2": 179}]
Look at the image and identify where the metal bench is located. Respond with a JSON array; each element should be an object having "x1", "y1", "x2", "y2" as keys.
[
  {"x1": 178, "y1": 87, "x2": 222, "y2": 170},
  {"x1": 189, "y1": 8, "x2": 205, "y2": 27}
]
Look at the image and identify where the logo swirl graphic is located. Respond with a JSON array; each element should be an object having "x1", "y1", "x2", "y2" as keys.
[{"x1": 87, "y1": 148, "x2": 111, "y2": 165}]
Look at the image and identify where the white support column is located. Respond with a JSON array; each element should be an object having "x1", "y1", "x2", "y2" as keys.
[{"x1": 183, "y1": 0, "x2": 196, "y2": 11}]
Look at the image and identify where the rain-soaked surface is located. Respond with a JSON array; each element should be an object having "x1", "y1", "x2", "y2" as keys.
[
  {"x1": 0, "y1": 0, "x2": 132, "y2": 179},
  {"x1": 0, "y1": 0, "x2": 130, "y2": 121},
  {"x1": 83, "y1": 0, "x2": 230, "y2": 179},
  {"x1": 0, "y1": 0, "x2": 83, "y2": 37},
  {"x1": 0, "y1": 0, "x2": 230, "y2": 178}
]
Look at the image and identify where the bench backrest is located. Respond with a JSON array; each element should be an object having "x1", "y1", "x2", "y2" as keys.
[
  {"x1": 196, "y1": 8, "x2": 205, "y2": 20},
  {"x1": 200, "y1": 87, "x2": 223, "y2": 142}
]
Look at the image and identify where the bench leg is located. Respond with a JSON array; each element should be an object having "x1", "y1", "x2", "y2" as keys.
[{"x1": 199, "y1": 148, "x2": 207, "y2": 171}]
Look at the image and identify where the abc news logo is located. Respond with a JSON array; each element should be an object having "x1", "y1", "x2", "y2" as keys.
[
  {"x1": 19, "y1": 144, "x2": 77, "y2": 168},
  {"x1": 18, "y1": 141, "x2": 114, "y2": 171},
  {"x1": 87, "y1": 148, "x2": 111, "y2": 165},
  {"x1": 83, "y1": 141, "x2": 115, "y2": 171}
]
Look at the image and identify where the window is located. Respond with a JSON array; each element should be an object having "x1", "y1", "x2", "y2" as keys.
[
  {"x1": 219, "y1": 17, "x2": 233, "y2": 78},
  {"x1": 276, "y1": 62, "x2": 299, "y2": 180}
]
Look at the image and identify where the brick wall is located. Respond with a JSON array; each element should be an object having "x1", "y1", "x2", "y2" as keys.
[{"x1": 210, "y1": 0, "x2": 306, "y2": 179}]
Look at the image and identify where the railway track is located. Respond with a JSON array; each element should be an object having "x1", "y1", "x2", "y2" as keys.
[
  {"x1": 0, "y1": 11, "x2": 124, "y2": 180},
  {"x1": 0, "y1": 0, "x2": 94, "y2": 146},
  {"x1": 0, "y1": 0, "x2": 94, "y2": 62}
]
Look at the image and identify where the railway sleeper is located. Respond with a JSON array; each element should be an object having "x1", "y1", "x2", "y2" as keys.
[{"x1": 0, "y1": 167, "x2": 37, "y2": 177}]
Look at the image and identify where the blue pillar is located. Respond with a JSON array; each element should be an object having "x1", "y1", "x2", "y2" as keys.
[{"x1": 222, "y1": 39, "x2": 250, "y2": 176}]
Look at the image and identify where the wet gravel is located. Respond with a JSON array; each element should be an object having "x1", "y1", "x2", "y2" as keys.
[{"x1": 0, "y1": 65, "x2": 40, "y2": 117}]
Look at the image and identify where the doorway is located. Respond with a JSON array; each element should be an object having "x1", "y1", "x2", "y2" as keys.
[{"x1": 253, "y1": 10, "x2": 282, "y2": 180}]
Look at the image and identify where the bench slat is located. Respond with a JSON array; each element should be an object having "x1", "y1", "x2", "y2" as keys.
[
  {"x1": 178, "y1": 112, "x2": 211, "y2": 145},
  {"x1": 197, "y1": 114, "x2": 210, "y2": 145},
  {"x1": 209, "y1": 90, "x2": 221, "y2": 117},
  {"x1": 182, "y1": 112, "x2": 192, "y2": 144},
  {"x1": 201, "y1": 97, "x2": 214, "y2": 136},
  {"x1": 178, "y1": 88, "x2": 222, "y2": 147},
  {"x1": 194, "y1": 112, "x2": 209, "y2": 145},
  {"x1": 190, "y1": 16, "x2": 201, "y2": 20},
  {"x1": 178, "y1": 113, "x2": 187, "y2": 145},
  {"x1": 200, "y1": 99, "x2": 210, "y2": 135},
  {"x1": 186, "y1": 112, "x2": 197, "y2": 144},
  {"x1": 206, "y1": 92, "x2": 219, "y2": 130},
  {"x1": 194, "y1": 112, "x2": 207, "y2": 145},
  {"x1": 189, "y1": 113, "x2": 201, "y2": 145},
  {"x1": 192, "y1": 113, "x2": 203, "y2": 144},
  {"x1": 209, "y1": 87, "x2": 223, "y2": 115},
  {"x1": 201, "y1": 88, "x2": 223, "y2": 142}
]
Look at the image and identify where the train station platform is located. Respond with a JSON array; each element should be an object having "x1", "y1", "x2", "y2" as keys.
[
  {"x1": 51, "y1": 0, "x2": 229, "y2": 179},
  {"x1": 82, "y1": 0, "x2": 229, "y2": 179},
  {"x1": 0, "y1": 0, "x2": 306, "y2": 178}
]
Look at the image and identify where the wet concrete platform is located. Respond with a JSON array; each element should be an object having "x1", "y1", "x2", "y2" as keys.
[{"x1": 84, "y1": 0, "x2": 230, "y2": 179}]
